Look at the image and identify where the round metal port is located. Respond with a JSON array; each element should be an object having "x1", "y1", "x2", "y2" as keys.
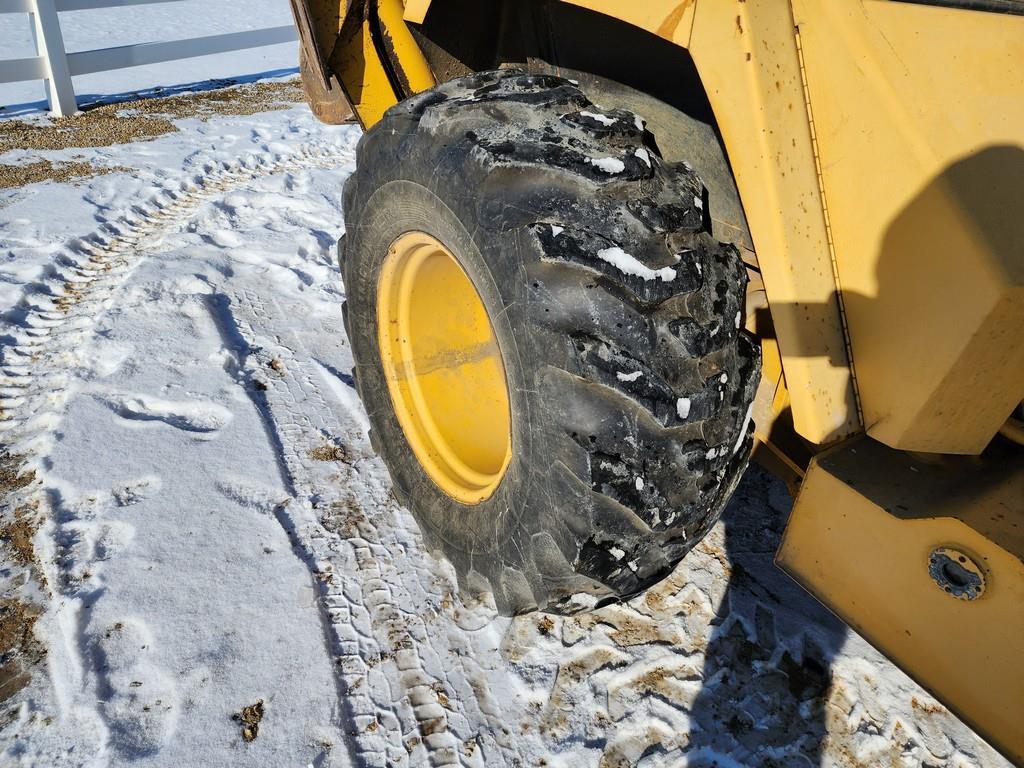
[{"x1": 928, "y1": 547, "x2": 985, "y2": 601}]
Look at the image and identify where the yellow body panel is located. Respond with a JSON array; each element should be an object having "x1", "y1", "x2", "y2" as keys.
[
  {"x1": 557, "y1": 0, "x2": 695, "y2": 45},
  {"x1": 778, "y1": 438, "x2": 1024, "y2": 764},
  {"x1": 402, "y1": 0, "x2": 432, "y2": 24},
  {"x1": 688, "y1": 0, "x2": 861, "y2": 445},
  {"x1": 792, "y1": 1, "x2": 1024, "y2": 453},
  {"x1": 378, "y1": 231, "x2": 512, "y2": 504}
]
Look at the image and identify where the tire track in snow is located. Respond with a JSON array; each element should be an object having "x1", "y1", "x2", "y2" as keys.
[
  {"x1": 214, "y1": 266, "x2": 1009, "y2": 767},
  {"x1": 225, "y1": 288, "x2": 514, "y2": 767},
  {"x1": 0, "y1": 142, "x2": 354, "y2": 451},
  {"x1": 0, "y1": 139, "x2": 359, "y2": 763}
]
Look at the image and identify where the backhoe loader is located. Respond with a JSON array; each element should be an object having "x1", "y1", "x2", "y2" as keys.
[{"x1": 286, "y1": 0, "x2": 1024, "y2": 761}]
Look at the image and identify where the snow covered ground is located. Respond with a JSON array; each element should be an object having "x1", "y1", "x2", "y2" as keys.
[{"x1": 0, "y1": 5, "x2": 1014, "y2": 768}]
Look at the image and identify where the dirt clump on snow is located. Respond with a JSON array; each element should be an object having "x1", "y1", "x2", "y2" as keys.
[
  {"x1": 232, "y1": 699, "x2": 265, "y2": 742},
  {"x1": 0, "y1": 453, "x2": 34, "y2": 495},
  {"x1": 308, "y1": 443, "x2": 349, "y2": 462},
  {"x1": 0, "y1": 504, "x2": 39, "y2": 568},
  {"x1": 0, "y1": 599, "x2": 45, "y2": 704},
  {"x1": 0, "y1": 78, "x2": 308, "y2": 189},
  {"x1": 0, "y1": 159, "x2": 130, "y2": 190},
  {"x1": 0, "y1": 454, "x2": 46, "y2": 704}
]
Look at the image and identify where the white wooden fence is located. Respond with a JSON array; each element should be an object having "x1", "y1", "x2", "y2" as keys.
[{"x1": 0, "y1": 0, "x2": 296, "y2": 117}]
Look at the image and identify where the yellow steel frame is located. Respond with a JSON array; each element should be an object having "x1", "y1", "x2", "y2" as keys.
[
  {"x1": 378, "y1": 0, "x2": 436, "y2": 95},
  {"x1": 333, "y1": 18, "x2": 396, "y2": 128},
  {"x1": 297, "y1": 0, "x2": 435, "y2": 128}
]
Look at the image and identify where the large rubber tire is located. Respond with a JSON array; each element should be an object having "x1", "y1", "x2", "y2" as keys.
[{"x1": 341, "y1": 70, "x2": 760, "y2": 615}]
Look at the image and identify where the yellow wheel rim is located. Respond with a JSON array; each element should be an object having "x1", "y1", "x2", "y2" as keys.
[{"x1": 377, "y1": 231, "x2": 512, "y2": 504}]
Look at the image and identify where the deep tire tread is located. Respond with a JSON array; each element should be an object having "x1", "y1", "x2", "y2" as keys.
[{"x1": 342, "y1": 70, "x2": 760, "y2": 614}]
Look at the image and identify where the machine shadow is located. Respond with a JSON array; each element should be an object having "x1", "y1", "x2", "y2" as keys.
[
  {"x1": 685, "y1": 466, "x2": 848, "y2": 765},
  {"x1": 684, "y1": 145, "x2": 1024, "y2": 764}
]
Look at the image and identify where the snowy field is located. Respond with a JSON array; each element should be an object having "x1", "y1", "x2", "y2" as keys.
[{"x1": 0, "y1": 4, "x2": 1013, "y2": 768}]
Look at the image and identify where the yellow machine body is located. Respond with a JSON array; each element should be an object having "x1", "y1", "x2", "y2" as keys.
[
  {"x1": 778, "y1": 437, "x2": 1024, "y2": 763},
  {"x1": 287, "y1": 0, "x2": 1024, "y2": 760}
]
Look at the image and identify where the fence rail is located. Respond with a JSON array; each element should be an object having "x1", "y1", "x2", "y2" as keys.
[{"x1": 0, "y1": 0, "x2": 297, "y2": 116}]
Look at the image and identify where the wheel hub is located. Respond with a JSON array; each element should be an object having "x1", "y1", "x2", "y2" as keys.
[{"x1": 376, "y1": 231, "x2": 512, "y2": 504}]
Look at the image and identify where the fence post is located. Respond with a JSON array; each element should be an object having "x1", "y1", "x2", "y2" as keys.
[{"x1": 31, "y1": 0, "x2": 77, "y2": 116}]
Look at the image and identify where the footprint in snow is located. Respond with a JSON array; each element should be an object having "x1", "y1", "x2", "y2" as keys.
[
  {"x1": 94, "y1": 521, "x2": 136, "y2": 561},
  {"x1": 56, "y1": 477, "x2": 160, "y2": 522},
  {"x1": 102, "y1": 665, "x2": 180, "y2": 757},
  {"x1": 90, "y1": 339, "x2": 135, "y2": 378},
  {"x1": 204, "y1": 229, "x2": 243, "y2": 249},
  {"x1": 56, "y1": 517, "x2": 134, "y2": 571},
  {"x1": 215, "y1": 475, "x2": 289, "y2": 516},
  {"x1": 112, "y1": 475, "x2": 162, "y2": 506},
  {"x1": 90, "y1": 618, "x2": 180, "y2": 756},
  {"x1": 98, "y1": 393, "x2": 233, "y2": 434}
]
